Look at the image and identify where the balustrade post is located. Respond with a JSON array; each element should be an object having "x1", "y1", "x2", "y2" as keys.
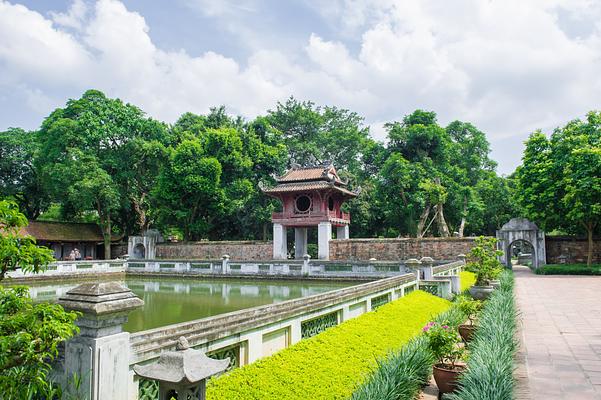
[
  {"x1": 404, "y1": 258, "x2": 422, "y2": 281},
  {"x1": 222, "y1": 254, "x2": 230, "y2": 274},
  {"x1": 419, "y1": 256, "x2": 434, "y2": 279},
  {"x1": 58, "y1": 282, "x2": 143, "y2": 400},
  {"x1": 303, "y1": 254, "x2": 311, "y2": 275},
  {"x1": 457, "y1": 253, "x2": 466, "y2": 264}
]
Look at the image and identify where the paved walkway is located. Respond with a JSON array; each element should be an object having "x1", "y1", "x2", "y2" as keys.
[{"x1": 516, "y1": 265, "x2": 601, "y2": 399}]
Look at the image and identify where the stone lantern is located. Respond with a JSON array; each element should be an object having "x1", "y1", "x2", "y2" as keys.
[{"x1": 134, "y1": 336, "x2": 230, "y2": 400}]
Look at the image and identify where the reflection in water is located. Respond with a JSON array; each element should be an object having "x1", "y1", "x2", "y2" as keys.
[{"x1": 24, "y1": 277, "x2": 352, "y2": 332}]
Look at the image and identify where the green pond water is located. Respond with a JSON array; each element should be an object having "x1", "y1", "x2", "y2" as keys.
[{"x1": 25, "y1": 277, "x2": 354, "y2": 332}]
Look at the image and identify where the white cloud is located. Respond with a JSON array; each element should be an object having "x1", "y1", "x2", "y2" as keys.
[
  {"x1": 50, "y1": 0, "x2": 87, "y2": 29},
  {"x1": 1, "y1": 0, "x2": 601, "y2": 174}
]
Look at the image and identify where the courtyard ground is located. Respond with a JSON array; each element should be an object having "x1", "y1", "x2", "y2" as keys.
[{"x1": 515, "y1": 265, "x2": 601, "y2": 399}]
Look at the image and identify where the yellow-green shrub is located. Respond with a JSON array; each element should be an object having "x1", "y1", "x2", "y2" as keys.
[
  {"x1": 460, "y1": 271, "x2": 476, "y2": 292},
  {"x1": 207, "y1": 291, "x2": 451, "y2": 400}
]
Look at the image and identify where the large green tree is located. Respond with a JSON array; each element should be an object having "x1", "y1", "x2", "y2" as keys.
[
  {"x1": 379, "y1": 110, "x2": 452, "y2": 237},
  {"x1": 516, "y1": 111, "x2": 601, "y2": 265},
  {"x1": 156, "y1": 109, "x2": 287, "y2": 240},
  {"x1": 37, "y1": 90, "x2": 169, "y2": 257}
]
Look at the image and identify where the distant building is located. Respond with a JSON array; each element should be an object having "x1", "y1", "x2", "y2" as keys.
[{"x1": 19, "y1": 221, "x2": 118, "y2": 260}]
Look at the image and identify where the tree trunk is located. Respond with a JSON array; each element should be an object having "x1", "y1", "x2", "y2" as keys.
[
  {"x1": 417, "y1": 205, "x2": 430, "y2": 238},
  {"x1": 102, "y1": 213, "x2": 112, "y2": 260},
  {"x1": 587, "y1": 221, "x2": 594, "y2": 267},
  {"x1": 436, "y1": 202, "x2": 450, "y2": 237},
  {"x1": 458, "y1": 195, "x2": 468, "y2": 237}
]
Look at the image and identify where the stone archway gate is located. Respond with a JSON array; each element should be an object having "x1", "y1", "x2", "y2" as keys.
[{"x1": 496, "y1": 218, "x2": 546, "y2": 269}]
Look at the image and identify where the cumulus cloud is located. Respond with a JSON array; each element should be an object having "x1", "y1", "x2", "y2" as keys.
[{"x1": 1, "y1": 0, "x2": 601, "y2": 173}]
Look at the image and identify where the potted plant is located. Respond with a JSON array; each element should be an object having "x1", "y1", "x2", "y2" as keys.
[
  {"x1": 423, "y1": 321, "x2": 465, "y2": 397},
  {"x1": 456, "y1": 295, "x2": 482, "y2": 342},
  {"x1": 466, "y1": 236, "x2": 504, "y2": 300}
]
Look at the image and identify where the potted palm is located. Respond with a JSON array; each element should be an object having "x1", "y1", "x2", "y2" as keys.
[
  {"x1": 466, "y1": 236, "x2": 504, "y2": 300},
  {"x1": 423, "y1": 321, "x2": 465, "y2": 397},
  {"x1": 456, "y1": 295, "x2": 482, "y2": 342}
]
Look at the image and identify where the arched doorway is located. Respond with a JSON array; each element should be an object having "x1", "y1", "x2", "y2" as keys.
[
  {"x1": 508, "y1": 239, "x2": 535, "y2": 268},
  {"x1": 496, "y1": 218, "x2": 546, "y2": 269},
  {"x1": 133, "y1": 243, "x2": 146, "y2": 259}
]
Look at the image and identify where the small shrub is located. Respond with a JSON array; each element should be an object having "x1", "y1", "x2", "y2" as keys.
[
  {"x1": 534, "y1": 264, "x2": 601, "y2": 275},
  {"x1": 455, "y1": 295, "x2": 482, "y2": 325},
  {"x1": 465, "y1": 237, "x2": 503, "y2": 285},
  {"x1": 423, "y1": 321, "x2": 464, "y2": 367}
]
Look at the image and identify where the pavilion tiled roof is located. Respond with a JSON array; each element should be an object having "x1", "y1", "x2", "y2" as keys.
[
  {"x1": 276, "y1": 164, "x2": 344, "y2": 184},
  {"x1": 19, "y1": 221, "x2": 111, "y2": 242}
]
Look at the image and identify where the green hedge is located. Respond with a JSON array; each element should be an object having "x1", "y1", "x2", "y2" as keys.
[
  {"x1": 534, "y1": 264, "x2": 601, "y2": 275},
  {"x1": 459, "y1": 271, "x2": 476, "y2": 292},
  {"x1": 449, "y1": 270, "x2": 517, "y2": 400},
  {"x1": 351, "y1": 306, "x2": 466, "y2": 400},
  {"x1": 207, "y1": 291, "x2": 452, "y2": 400}
]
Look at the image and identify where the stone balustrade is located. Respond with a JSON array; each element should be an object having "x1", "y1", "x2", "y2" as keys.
[{"x1": 7, "y1": 260, "x2": 126, "y2": 280}]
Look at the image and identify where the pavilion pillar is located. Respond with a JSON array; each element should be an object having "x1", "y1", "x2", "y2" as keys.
[
  {"x1": 336, "y1": 225, "x2": 349, "y2": 240},
  {"x1": 318, "y1": 222, "x2": 332, "y2": 260},
  {"x1": 273, "y1": 223, "x2": 288, "y2": 259},
  {"x1": 294, "y1": 228, "x2": 308, "y2": 259}
]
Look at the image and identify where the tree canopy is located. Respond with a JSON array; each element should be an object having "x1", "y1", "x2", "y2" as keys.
[
  {"x1": 1, "y1": 89, "x2": 528, "y2": 245},
  {"x1": 516, "y1": 112, "x2": 601, "y2": 265}
]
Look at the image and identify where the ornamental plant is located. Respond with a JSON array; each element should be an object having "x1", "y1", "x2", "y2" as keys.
[
  {"x1": 465, "y1": 236, "x2": 503, "y2": 286},
  {"x1": 455, "y1": 295, "x2": 482, "y2": 325},
  {"x1": 0, "y1": 199, "x2": 80, "y2": 398},
  {"x1": 423, "y1": 321, "x2": 464, "y2": 368}
]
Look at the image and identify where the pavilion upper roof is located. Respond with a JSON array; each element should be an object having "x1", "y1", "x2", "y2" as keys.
[{"x1": 276, "y1": 163, "x2": 345, "y2": 185}]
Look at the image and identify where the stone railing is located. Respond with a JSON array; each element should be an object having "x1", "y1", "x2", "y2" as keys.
[
  {"x1": 432, "y1": 260, "x2": 464, "y2": 276},
  {"x1": 6, "y1": 260, "x2": 126, "y2": 280},
  {"x1": 125, "y1": 258, "x2": 428, "y2": 279}
]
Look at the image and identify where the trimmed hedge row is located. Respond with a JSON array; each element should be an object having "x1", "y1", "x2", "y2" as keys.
[
  {"x1": 351, "y1": 306, "x2": 466, "y2": 400},
  {"x1": 207, "y1": 291, "x2": 452, "y2": 400},
  {"x1": 534, "y1": 263, "x2": 601, "y2": 275},
  {"x1": 449, "y1": 270, "x2": 517, "y2": 400},
  {"x1": 459, "y1": 271, "x2": 476, "y2": 292}
]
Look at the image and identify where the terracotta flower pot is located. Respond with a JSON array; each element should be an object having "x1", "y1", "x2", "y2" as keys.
[
  {"x1": 469, "y1": 285, "x2": 494, "y2": 300},
  {"x1": 433, "y1": 363, "x2": 465, "y2": 396},
  {"x1": 458, "y1": 324, "x2": 476, "y2": 342}
]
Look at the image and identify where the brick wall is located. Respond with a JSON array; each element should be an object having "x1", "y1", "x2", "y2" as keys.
[
  {"x1": 156, "y1": 241, "x2": 273, "y2": 261},
  {"x1": 545, "y1": 236, "x2": 601, "y2": 264},
  {"x1": 329, "y1": 238, "x2": 477, "y2": 261}
]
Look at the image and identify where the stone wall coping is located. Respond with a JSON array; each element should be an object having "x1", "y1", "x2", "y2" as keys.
[
  {"x1": 330, "y1": 237, "x2": 481, "y2": 243},
  {"x1": 545, "y1": 235, "x2": 601, "y2": 241},
  {"x1": 128, "y1": 271, "x2": 418, "y2": 364},
  {"x1": 157, "y1": 240, "x2": 272, "y2": 246}
]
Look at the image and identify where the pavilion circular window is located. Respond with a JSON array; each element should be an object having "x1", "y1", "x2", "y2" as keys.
[{"x1": 295, "y1": 195, "x2": 312, "y2": 213}]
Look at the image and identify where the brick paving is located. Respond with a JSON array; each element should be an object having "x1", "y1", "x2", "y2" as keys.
[{"x1": 515, "y1": 265, "x2": 601, "y2": 399}]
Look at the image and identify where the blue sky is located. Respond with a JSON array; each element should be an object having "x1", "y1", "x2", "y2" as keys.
[{"x1": 2, "y1": 0, "x2": 601, "y2": 175}]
